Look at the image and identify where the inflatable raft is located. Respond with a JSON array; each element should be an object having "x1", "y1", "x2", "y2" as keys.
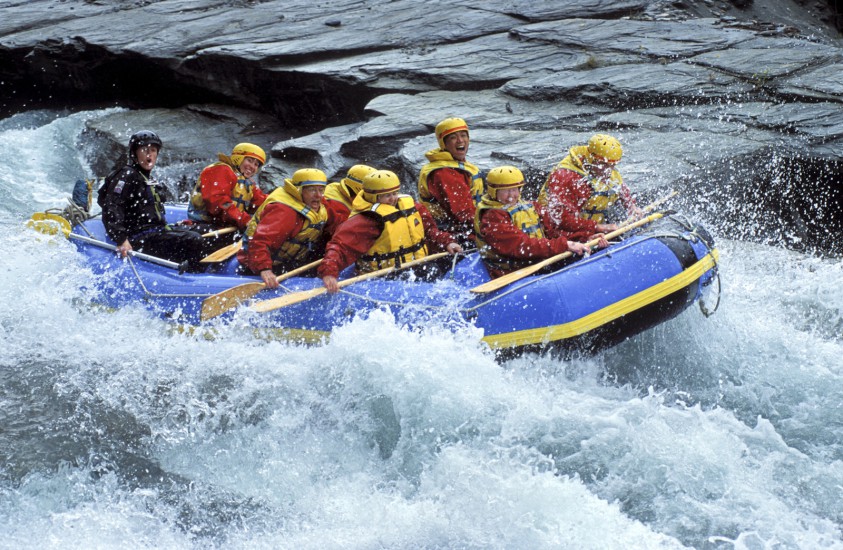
[{"x1": 32, "y1": 205, "x2": 719, "y2": 358}]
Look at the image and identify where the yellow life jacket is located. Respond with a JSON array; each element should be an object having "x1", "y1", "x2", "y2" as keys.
[
  {"x1": 474, "y1": 194, "x2": 546, "y2": 274},
  {"x1": 244, "y1": 182, "x2": 327, "y2": 267},
  {"x1": 538, "y1": 145, "x2": 625, "y2": 223},
  {"x1": 323, "y1": 181, "x2": 355, "y2": 211},
  {"x1": 417, "y1": 149, "x2": 484, "y2": 224},
  {"x1": 349, "y1": 194, "x2": 427, "y2": 273},
  {"x1": 188, "y1": 161, "x2": 261, "y2": 222}
]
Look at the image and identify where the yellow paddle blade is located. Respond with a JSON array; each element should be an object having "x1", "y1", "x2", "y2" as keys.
[
  {"x1": 200, "y1": 240, "x2": 242, "y2": 263},
  {"x1": 200, "y1": 281, "x2": 266, "y2": 321},
  {"x1": 249, "y1": 286, "x2": 327, "y2": 313},
  {"x1": 27, "y1": 212, "x2": 72, "y2": 237},
  {"x1": 470, "y1": 252, "x2": 573, "y2": 294},
  {"x1": 199, "y1": 258, "x2": 324, "y2": 321}
]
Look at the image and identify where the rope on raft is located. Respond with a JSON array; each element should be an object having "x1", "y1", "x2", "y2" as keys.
[{"x1": 125, "y1": 256, "x2": 216, "y2": 300}]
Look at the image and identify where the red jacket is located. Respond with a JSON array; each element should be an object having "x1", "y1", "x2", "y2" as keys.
[
  {"x1": 478, "y1": 204, "x2": 574, "y2": 279},
  {"x1": 198, "y1": 164, "x2": 267, "y2": 229},
  {"x1": 540, "y1": 167, "x2": 634, "y2": 235},
  {"x1": 321, "y1": 198, "x2": 351, "y2": 238},
  {"x1": 236, "y1": 202, "x2": 305, "y2": 273},
  {"x1": 317, "y1": 203, "x2": 455, "y2": 279},
  {"x1": 427, "y1": 167, "x2": 477, "y2": 236}
]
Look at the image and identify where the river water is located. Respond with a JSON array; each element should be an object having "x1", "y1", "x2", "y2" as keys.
[{"x1": 0, "y1": 109, "x2": 841, "y2": 549}]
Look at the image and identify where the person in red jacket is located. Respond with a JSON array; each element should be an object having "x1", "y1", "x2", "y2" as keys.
[
  {"x1": 188, "y1": 142, "x2": 268, "y2": 232},
  {"x1": 318, "y1": 170, "x2": 462, "y2": 293},
  {"x1": 237, "y1": 168, "x2": 330, "y2": 288},
  {"x1": 417, "y1": 117, "x2": 485, "y2": 245},
  {"x1": 538, "y1": 134, "x2": 643, "y2": 239},
  {"x1": 322, "y1": 164, "x2": 375, "y2": 236},
  {"x1": 475, "y1": 166, "x2": 607, "y2": 279}
]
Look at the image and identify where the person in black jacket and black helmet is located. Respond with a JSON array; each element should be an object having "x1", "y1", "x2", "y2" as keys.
[{"x1": 98, "y1": 130, "x2": 209, "y2": 271}]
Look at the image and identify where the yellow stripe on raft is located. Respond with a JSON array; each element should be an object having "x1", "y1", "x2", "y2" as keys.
[
  {"x1": 173, "y1": 250, "x2": 718, "y2": 351},
  {"x1": 482, "y1": 250, "x2": 720, "y2": 350}
]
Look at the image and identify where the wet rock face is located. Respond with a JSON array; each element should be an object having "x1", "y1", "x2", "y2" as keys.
[{"x1": 1, "y1": 0, "x2": 842, "y2": 254}]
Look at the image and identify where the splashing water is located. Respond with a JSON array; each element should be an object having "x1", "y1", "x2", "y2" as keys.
[{"x1": 1, "y1": 110, "x2": 841, "y2": 549}]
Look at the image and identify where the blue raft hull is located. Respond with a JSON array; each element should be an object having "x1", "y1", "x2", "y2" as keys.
[{"x1": 68, "y1": 205, "x2": 719, "y2": 358}]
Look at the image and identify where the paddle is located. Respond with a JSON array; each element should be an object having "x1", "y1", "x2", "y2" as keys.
[
  {"x1": 249, "y1": 251, "x2": 451, "y2": 314},
  {"x1": 200, "y1": 240, "x2": 242, "y2": 263},
  {"x1": 201, "y1": 226, "x2": 237, "y2": 238},
  {"x1": 29, "y1": 211, "x2": 190, "y2": 271},
  {"x1": 67, "y1": 232, "x2": 189, "y2": 271},
  {"x1": 635, "y1": 190, "x2": 678, "y2": 214},
  {"x1": 469, "y1": 192, "x2": 678, "y2": 294},
  {"x1": 199, "y1": 257, "x2": 324, "y2": 321}
]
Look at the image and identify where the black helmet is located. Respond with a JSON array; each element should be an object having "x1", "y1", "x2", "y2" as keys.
[{"x1": 128, "y1": 130, "x2": 163, "y2": 154}]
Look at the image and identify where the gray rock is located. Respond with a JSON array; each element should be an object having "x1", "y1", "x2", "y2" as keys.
[
  {"x1": 1, "y1": 0, "x2": 841, "y2": 253},
  {"x1": 779, "y1": 62, "x2": 843, "y2": 100}
]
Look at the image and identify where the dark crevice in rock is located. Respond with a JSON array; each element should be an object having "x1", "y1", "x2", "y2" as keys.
[
  {"x1": 771, "y1": 90, "x2": 843, "y2": 106},
  {"x1": 1, "y1": 41, "x2": 383, "y2": 131},
  {"x1": 826, "y1": 0, "x2": 843, "y2": 31},
  {"x1": 500, "y1": 11, "x2": 533, "y2": 23},
  {"x1": 501, "y1": 9, "x2": 647, "y2": 24},
  {"x1": 180, "y1": 54, "x2": 378, "y2": 129},
  {"x1": 0, "y1": 42, "x2": 233, "y2": 118},
  {"x1": 242, "y1": 45, "x2": 395, "y2": 66}
]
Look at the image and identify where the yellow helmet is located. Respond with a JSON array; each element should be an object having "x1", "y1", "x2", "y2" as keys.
[
  {"x1": 362, "y1": 170, "x2": 401, "y2": 202},
  {"x1": 486, "y1": 165, "x2": 525, "y2": 200},
  {"x1": 587, "y1": 134, "x2": 622, "y2": 162},
  {"x1": 286, "y1": 168, "x2": 328, "y2": 188},
  {"x1": 230, "y1": 143, "x2": 266, "y2": 167},
  {"x1": 435, "y1": 117, "x2": 469, "y2": 149},
  {"x1": 341, "y1": 164, "x2": 375, "y2": 195}
]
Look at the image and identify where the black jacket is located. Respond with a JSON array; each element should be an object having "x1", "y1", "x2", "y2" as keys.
[{"x1": 98, "y1": 163, "x2": 167, "y2": 244}]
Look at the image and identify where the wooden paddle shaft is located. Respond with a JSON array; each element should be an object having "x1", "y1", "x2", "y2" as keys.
[
  {"x1": 201, "y1": 226, "x2": 238, "y2": 237},
  {"x1": 199, "y1": 258, "x2": 325, "y2": 321},
  {"x1": 469, "y1": 211, "x2": 666, "y2": 294},
  {"x1": 250, "y1": 251, "x2": 451, "y2": 313}
]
